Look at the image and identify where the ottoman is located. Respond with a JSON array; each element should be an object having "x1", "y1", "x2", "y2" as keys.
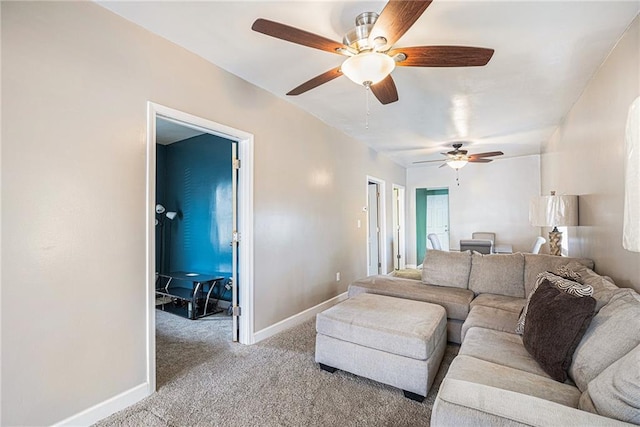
[{"x1": 315, "y1": 293, "x2": 447, "y2": 401}]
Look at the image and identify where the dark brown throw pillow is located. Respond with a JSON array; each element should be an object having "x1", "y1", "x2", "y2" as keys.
[{"x1": 522, "y1": 279, "x2": 596, "y2": 382}]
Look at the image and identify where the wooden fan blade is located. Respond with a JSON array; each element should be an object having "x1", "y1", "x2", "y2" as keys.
[
  {"x1": 286, "y1": 67, "x2": 343, "y2": 96},
  {"x1": 468, "y1": 151, "x2": 504, "y2": 158},
  {"x1": 370, "y1": 75, "x2": 399, "y2": 105},
  {"x1": 252, "y1": 19, "x2": 348, "y2": 55},
  {"x1": 468, "y1": 158, "x2": 492, "y2": 163},
  {"x1": 390, "y1": 46, "x2": 494, "y2": 67},
  {"x1": 370, "y1": 0, "x2": 433, "y2": 48}
]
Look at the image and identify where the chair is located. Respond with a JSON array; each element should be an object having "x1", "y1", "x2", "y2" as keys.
[
  {"x1": 460, "y1": 239, "x2": 493, "y2": 254},
  {"x1": 427, "y1": 233, "x2": 442, "y2": 251},
  {"x1": 530, "y1": 236, "x2": 546, "y2": 254},
  {"x1": 472, "y1": 232, "x2": 496, "y2": 246}
]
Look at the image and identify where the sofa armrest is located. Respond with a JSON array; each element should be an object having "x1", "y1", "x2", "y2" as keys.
[{"x1": 432, "y1": 378, "x2": 633, "y2": 427}]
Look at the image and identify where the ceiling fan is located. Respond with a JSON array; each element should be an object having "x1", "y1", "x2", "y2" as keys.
[
  {"x1": 413, "y1": 143, "x2": 504, "y2": 169},
  {"x1": 251, "y1": 0, "x2": 494, "y2": 105}
]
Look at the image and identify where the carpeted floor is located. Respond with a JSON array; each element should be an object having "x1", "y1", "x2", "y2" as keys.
[{"x1": 94, "y1": 310, "x2": 458, "y2": 427}]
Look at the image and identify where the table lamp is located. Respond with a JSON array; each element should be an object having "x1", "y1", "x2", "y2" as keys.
[{"x1": 529, "y1": 191, "x2": 578, "y2": 256}]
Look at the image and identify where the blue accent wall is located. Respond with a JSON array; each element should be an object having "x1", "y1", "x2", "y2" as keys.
[{"x1": 156, "y1": 134, "x2": 233, "y2": 296}]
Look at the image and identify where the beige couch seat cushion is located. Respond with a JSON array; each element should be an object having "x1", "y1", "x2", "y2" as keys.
[
  {"x1": 316, "y1": 293, "x2": 446, "y2": 360},
  {"x1": 461, "y1": 306, "x2": 520, "y2": 342},
  {"x1": 348, "y1": 275, "x2": 474, "y2": 321},
  {"x1": 433, "y1": 378, "x2": 630, "y2": 427},
  {"x1": 460, "y1": 327, "x2": 550, "y2": 378},
  {"x1": 445, "y1": 355, "x2": 581, "y2": 408},
  {"x1": 523, "y1": 254, "x2": 594, "y2": 297},
  {"x1": 421, "y1": 249, "x2": 471, "y2": 289},
  {"x1": 468, "y1": 252, "x2": 526, "y2": 298},
  {"x1": 569, "y1": 289, "x2": 640, "y2": 391},
  {"x1": 470, "y1": 293, "x2": 526, "y2": 313}
]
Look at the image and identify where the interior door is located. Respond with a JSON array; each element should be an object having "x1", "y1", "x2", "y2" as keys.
[
  {"x1": 231, "y1": 143, "x2": 239, "y2": 342},
  {"x1": 367, "y1": 182, "x2": 381, "y2": 276},
  {"x1": 426, "y1": 193, "x2": 450, "y2": 251},
  {"x1": 392, "y1": 186, "x2": 405, "y2": 270}
]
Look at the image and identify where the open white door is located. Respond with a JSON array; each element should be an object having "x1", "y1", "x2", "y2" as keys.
[
  {"x1": 231, "y1": 143, "x2": 239, "y2": 342},
  {"x1": 392, "y1": 185, "x2": 406, "y2": 270},
  {"x1": 426, "y1": 193, "x2": 450, "y2": 251},
  {"x1": 367, "y1": 182, "x2": 381, "y2": 276}
]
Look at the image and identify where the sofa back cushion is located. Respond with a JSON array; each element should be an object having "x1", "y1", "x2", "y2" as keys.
[
  {"x1": 579, "y1": 343, "x2": 640, "y2": 424},
  {"x1": 569, "y1": 289, "x2": 640, "y2": 391},
  {"x1": 523, "y1": 254, "x2": 594, "y2": 297},
  {"x1": 421, "y1": 250, "x2": 471, "y2": 289},
  {"x1": 561, "y1": 261, "x2": 620, "y2": 312},
  {"x1": 468, "y1": 252, "x2": 525, "y2": 298}
]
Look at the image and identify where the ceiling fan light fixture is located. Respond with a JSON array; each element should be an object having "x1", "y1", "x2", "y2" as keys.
[
  {"x1": 447, "y1": 159, "x2": 468, "y2": 170},
  {"x1": 341, "y1": 52, "x2": 396, "y2": 86}
]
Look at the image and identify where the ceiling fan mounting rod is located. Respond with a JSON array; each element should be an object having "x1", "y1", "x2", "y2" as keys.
[{"x1": 343, "y1": 12, "x2": 387, "y2": 53}]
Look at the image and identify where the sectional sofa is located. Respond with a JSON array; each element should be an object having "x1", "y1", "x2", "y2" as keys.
[{"x1": 347, "y1": 250, "x2": 640, "y2": 426}]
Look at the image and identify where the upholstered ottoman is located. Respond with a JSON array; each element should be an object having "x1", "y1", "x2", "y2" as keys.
[{"x1": 315, "y1": 293, "x2": 447, "y2": 401}]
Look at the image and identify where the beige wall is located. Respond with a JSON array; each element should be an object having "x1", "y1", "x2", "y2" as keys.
[
  {"x1": 407, "y1": 155, "x2": 541, "y2": 265},
  {"x1": 0, "y1": 2, "x2": 405, "y2": 425},
  {"x1": 541, "y1": 16, "x2": 640, "y2": 291}
]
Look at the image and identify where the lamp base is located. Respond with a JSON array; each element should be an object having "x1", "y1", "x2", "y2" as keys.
[{"x1": 549, "y1": 230, "x2": 563, "y2": 256}]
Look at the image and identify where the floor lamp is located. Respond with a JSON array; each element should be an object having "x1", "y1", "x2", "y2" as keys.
[{"x1": 529, "y1": 191, "x2": 578, "y2": 256}]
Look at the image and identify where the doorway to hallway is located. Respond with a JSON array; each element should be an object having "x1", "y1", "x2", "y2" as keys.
[{"x1": 416, "y1": 188, "x2": 450, "y2": 263}]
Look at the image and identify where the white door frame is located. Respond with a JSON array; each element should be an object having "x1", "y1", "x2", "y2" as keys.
[
  {"x1": 366, "y1": 176, "x2": 387, "y2": 275},
  {"x1": 146, "y1": 102, "x2": 255, "y2": 393},
  {"x1": 392, "y1": 184, "x2": 406, "y2": 270}
]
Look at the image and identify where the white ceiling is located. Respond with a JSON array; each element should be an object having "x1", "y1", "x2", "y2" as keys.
[{"x1": 98, "y1": 1, "x2": 639, "y2": 167}]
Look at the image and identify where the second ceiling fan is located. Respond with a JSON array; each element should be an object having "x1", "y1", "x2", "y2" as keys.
[{"x1": 251, "y1": 0, "x2": 494, "y2": 105}]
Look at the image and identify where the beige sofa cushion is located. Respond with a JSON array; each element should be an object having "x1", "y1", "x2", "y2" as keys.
[
  {"x1": 445, "y1": 355, "x2": 581, "y2": 408},
  {"x1": 468, "y1": 253, "x2": 525, "y2": 298},
  {"x1": 470, "y1": 293, "x2": 526, "y2": 313},
  {"x1": 421, "y1": 249, "x2": 471, "y2": 289},
  {"x1": 347, "y1": 275, "x2": 474, "y2": 321},
  {"x1": 562, "y1": 261, "x2": 620, "y2": 312},
  {"x1": 569, "y1": 289, "x2": 640, "y2": 391},
  {"x1": 461, "y1": 306, "x2": 521, "y2": 342},
  {"x1": 580, "y1": 344, "x2": 640, "y2": 424},
  {"x1": 460, "y1": 327, "x2": 549, "y2": 378},
  {"x1": 523, "y1": 254, "x2": 594, "y2": 297}
]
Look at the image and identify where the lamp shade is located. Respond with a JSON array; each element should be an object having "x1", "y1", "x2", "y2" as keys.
[
  {"x1": 529, "y1": 193, "x2": 578, "y2": 227},
  {"x1": 341, "y1": 52, "x2": 395, "y2": 86}
]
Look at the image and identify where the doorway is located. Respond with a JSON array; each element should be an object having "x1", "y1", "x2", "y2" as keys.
[
  {"x1": 416, "y1": 188, "x2": 450, "y2": 263},
  {"x1": 146, "y1": 103, "x2": 254, "y2": 392},
  {"x1": 366, "y1": 176, "x2": 386, "y2": 276}
]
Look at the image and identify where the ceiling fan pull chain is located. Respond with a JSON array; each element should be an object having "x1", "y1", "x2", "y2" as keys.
[
  {"x1": 365, "y1": 83, "x2": 371, "y2": 129},
  {"x1": 456, "y1": 169, "x2": 460, "y2": 186}
]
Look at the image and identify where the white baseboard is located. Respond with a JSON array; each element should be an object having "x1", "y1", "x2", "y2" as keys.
[
  {"x1": 52, "y1": 382, "x2": 151, "y2": 427},
  {"x1": 253, "y1": 292, "x2": 348, "y2": 343}
]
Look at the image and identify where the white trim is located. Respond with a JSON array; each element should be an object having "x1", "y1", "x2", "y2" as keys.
[
  {"x1": 146, "y1": 103, "x2": 255, "y2": 382},
  {"x1": 366, "y1": 175, "x2": 387, "y2": 274},
  {"x1": 52, "y1": 383, "x2": 150, "y2": 427},
  {"x1": 253, "y1": 292, "x2": 348, "y2": 343}
]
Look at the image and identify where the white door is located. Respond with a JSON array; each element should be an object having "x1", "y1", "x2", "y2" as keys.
[
  {"x1": 426, "y1": 193, "x2": 450, "y2": 251},
  {"x1": 392, "y1": 185, "x2": 405, "y2": 270},
  {"x1": 231, "y1": 143, "x2": 239, "y2": 342},
  {"x1": 367, "y1": 183, "x2": 381, "y2": 276}
]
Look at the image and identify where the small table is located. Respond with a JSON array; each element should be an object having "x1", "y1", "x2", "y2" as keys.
[
  {"x1": 494, "y1": 244, "x2": 513, "y2": 254},
  {"x1": 156, "y1": 272, "x2": 224, "y2": 319}
]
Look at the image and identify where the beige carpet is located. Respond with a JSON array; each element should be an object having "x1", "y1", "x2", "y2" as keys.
[{"x1": 94, "y1": 310, "x2": 458, "y2": 426}]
